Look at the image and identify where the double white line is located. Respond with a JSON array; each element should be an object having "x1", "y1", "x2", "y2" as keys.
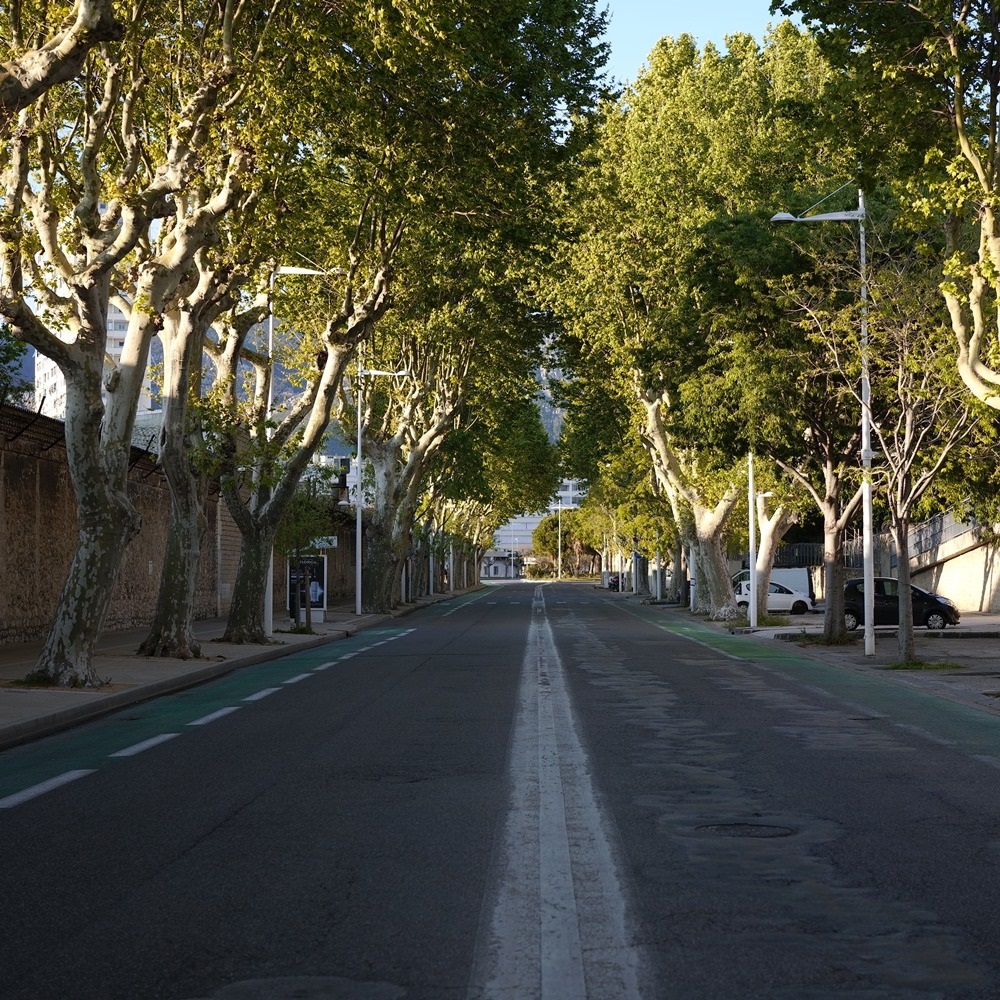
[{"x1": 469, "y1": 586, "x2": 647, "y2": 999}]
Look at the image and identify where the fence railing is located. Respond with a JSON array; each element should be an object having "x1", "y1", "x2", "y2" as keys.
[{"x1": 737, "y1": 509, "x2": 982, "y2": 571}]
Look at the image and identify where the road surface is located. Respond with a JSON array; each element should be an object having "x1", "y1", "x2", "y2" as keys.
[{"x1": 2, "y1": 582, "x2": 1000, "y2": 999}]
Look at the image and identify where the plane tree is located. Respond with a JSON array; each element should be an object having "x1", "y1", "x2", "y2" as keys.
[
  {"x1": 806, "y1": 219, "x2": 980, "y2": 659},
  {"x1": 545, "y1": 24, "x2": 849, "y2": 616},
  {"x1": 207, "y1": 0, "x2": 608, "y2": 637},
  {"x1": 772, "y1": 1, "x2": 1000, "y2": 411},
  {"x1": 0, "y1": 0, "x2": 288, "y2": 685},
  {"x1": 0, "y1": 0, "x2": 122, "y2": 121},
  {"x1": 339, "y1": 229, "x2": 557, "y2": 612}
]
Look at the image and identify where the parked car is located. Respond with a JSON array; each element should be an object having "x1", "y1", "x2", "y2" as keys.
[
  {"x1": 843, "y1": 577, "x2": 960, "y2": 630},
  {"x1": 734, "y1": 579, "x2": 814, "y2": 615}
]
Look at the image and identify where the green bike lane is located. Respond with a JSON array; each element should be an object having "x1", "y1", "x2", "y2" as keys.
[
  {"x1": 614, "y1": 600, "x2": 1000, "y2": 766},
  {"x1": 0, "y1": 626, "x2": 416, "y2": 808}
]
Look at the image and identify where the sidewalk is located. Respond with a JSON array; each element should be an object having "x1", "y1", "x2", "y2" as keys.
[{"x1": 0, "y1": 596, "x2": 452, "y2": 752}]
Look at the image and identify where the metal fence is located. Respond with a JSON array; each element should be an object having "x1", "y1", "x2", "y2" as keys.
[{"x1": 739, "y1": 509, "x2": 982, "y2": 572}]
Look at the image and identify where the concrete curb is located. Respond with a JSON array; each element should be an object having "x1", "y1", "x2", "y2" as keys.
[
  {"x1": 0, "y1": 590, "x2": 478, "y2": 752},
  {"x1": 0, "y1": 630, "x2": 348, "y2": 752}
]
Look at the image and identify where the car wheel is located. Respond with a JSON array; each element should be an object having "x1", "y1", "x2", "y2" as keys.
[
  {"x1": 737, "y1": 601, "x2": 749, "y2": 613},
  {"x1": 791, "y1": 601, "x2": 808, "y2": 615},
  {"x1": 925, "y1": 611, "x2": 947, "y2": 630},
  {"x1": 844, "y1": 609, "x2": 860, "y2": 631}
]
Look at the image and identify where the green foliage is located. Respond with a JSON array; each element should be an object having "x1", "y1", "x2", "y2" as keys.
[
  {"x1": 542, "y1": 24, "x2": 860, "y2": 513},
  {"x1": 0, "y1": 323, "x2": 32, "y2": 407},
  {"x1": 273, "y1": 466, "x2": 342, "y2": 559}
]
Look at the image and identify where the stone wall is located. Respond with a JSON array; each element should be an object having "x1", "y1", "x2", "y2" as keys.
[{"x1": 0, "y1": 405, "x2": 233, "y2": 644}]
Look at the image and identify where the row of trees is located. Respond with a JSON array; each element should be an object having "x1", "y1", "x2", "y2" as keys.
[
  {"x1": 541, "y1": 8, "x2": 1000, "y2": 661},
  {"x1": 1, "y1": 0, "x2": 610, "y2": 685}
]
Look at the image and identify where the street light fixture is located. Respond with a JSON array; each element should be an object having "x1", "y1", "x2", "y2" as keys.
[
  {"x1": 353, "y1": 366, "x2": 413, "y2": 616},
  {"x1": 264, "y1": 265, "x2": 330, "y2": 637},
  {"x1": 771, "y1": 184, "x2": 875, "y2": 656}
]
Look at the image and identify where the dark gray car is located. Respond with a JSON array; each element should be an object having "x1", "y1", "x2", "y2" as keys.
[{"x1": 843, "y1": 577, "x2": 961, "y2": 630}]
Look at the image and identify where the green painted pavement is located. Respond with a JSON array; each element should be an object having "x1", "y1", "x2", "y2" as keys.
[
  {"x1": 0, "y1": 628, "x2": 414, "y2": 805},
  {"x1": 618, "y1": 603, "x2": 1000, "y2": 764}
]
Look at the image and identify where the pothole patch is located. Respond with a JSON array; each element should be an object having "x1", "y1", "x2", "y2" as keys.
[{"x1": 696, "y1": 822, "x2": 796, "y2": 838}]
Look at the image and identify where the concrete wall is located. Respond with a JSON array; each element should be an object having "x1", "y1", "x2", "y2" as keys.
[{"x1": 911, "y1": 533, "x2": 1000, "y2": 613}]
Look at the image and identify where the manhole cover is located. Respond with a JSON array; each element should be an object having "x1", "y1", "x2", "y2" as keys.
[{"x1": 696, "y1": 823, "x2": 796, "y2": 839}]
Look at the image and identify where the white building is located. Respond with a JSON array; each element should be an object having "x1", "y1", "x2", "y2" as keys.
[{"x1": 34, "y1": 304, "x2": 159, "y2": 419}]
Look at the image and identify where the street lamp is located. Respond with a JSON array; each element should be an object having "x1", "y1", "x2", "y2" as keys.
[
  {"x1": 553, "y1": 480, "x2": 581, "y2": 580},
  {"x1": 771, "y1": 184, "x2": 875, "y2": 656},
  {"x1": 353, "y1": 366, "x2": 413, "y2": 616},
  {"x1": 748, "y1": 452, "x2": 758, "y2": 628},
  {"x1": 264, "y1": 265, "x2": 330, "y2": 637}
]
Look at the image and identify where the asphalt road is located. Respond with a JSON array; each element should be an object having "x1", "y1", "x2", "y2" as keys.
[{"x1": 2, "y1": 583, "x2": 1000, "y2": 999}]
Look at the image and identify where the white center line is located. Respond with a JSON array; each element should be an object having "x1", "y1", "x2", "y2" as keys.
[
  {"x1": 282, "y1": 673, "x2": 312, "y2": 685},
  {"x1": 468, "y1": 586, "x2": 647, "y2": 999}
]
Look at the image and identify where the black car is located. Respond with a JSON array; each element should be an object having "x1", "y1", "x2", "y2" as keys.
[{"x1": 843, "y1": 577, "x2": 961, "y2": 630}]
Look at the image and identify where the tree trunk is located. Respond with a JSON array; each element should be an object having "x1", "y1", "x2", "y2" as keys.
[
  {"x1": 892, "y1": 515, "x2": 916, "y2": 663},
  {"x1": 668, "y1": 536, "x2": 684, "y2": 602},
  {"x1": 27, "y1": 489, "x2": 141, "y2": 687},
  {"x1": 634, "y1": 554, "x2": 651, "y2": 595},
  {"x1": 690, "y1": 499, "x2": 738, "y2": 616},
  {"x1": 363, "y1": 515, "x2": 403, "y2": 612},
  {"x1": 821, "y1": 508, "x2": 849, "y2": 642},
  {"x1": 754, "y1": 501, "x2": 797, "y2": 623},
  {"x1": 138, "y1": 315, "x2": 207, "y2": 658},
  {"x1": 28, "y1": 365, "x2": 143, "y2": 686},
  {"x1": 222, "y1": 521, "x2": 274, "y2": 643},
  {"x1": 137, "y1": 493, "x2": 206, "y2": 658}
]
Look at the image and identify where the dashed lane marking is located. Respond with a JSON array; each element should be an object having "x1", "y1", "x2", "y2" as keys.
[
  {"x1": 188, "y1": 707, "x2": 242, "y2": 726},
  {"x1": 0, "y1": 770, "x2": 96, "y2": 809},
  {"x1": 109, "y1": 733, "x2": 182, "y2": 757},
  {"x1": 243, "y1": 687, "x2": 282, "y2": 700}
]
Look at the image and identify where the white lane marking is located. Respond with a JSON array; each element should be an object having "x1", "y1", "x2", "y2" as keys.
[
  {"x1": 109, "y1": 733, "x2": 182, "y2": 757},
  {"x1": 282, "y1": 673, "x2": 312, "y2": 685},
  {"x1": 469, "y1": 586, "x2": 646, "y2": 999},
  {"x1": 0, "y1": 769, "x2": 96, "y2": 809},
  {"x1": 244, "y1": 687, "x2": 282, "y2": 700},
  {"x1": 312, "y1": 663, "x2": 334, "y2": 672},
  {"x1": 188, "y1": 706, "x2": 241, "y2": 726}
]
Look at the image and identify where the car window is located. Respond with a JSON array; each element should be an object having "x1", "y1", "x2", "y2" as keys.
[
  {"x1": 771, "y1": 583, "x2": 790, "y2": 594},
  {"x1": 882, "y1": 579, "x2": 900, "y2": 597}
]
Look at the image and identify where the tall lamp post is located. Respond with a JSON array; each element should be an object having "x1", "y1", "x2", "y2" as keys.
[
  {"x1": 353, "y1": 367, "x2": 413, "y2": 616},
  {"x1": 553, "y1": 480, "x2": 580, "y2": 580},
  {"x1": 264, "y1": 265, "x2": 329, "y2": 637},
  {"x1": 772, "y1": 184, "x2": 875, "y2": 656}
]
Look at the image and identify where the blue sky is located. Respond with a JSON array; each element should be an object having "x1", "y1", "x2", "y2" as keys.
[{"x1": 603, "y1": 1, "x2": 792, "y2": 85}]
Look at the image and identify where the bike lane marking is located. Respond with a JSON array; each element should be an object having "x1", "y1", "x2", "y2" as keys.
[
  {"x1": 614, "y1": 603, "x2": 1000, "y2": 765},
  {"x1": 0, "y1": 627, "x2": 415, "y2": 807}
]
